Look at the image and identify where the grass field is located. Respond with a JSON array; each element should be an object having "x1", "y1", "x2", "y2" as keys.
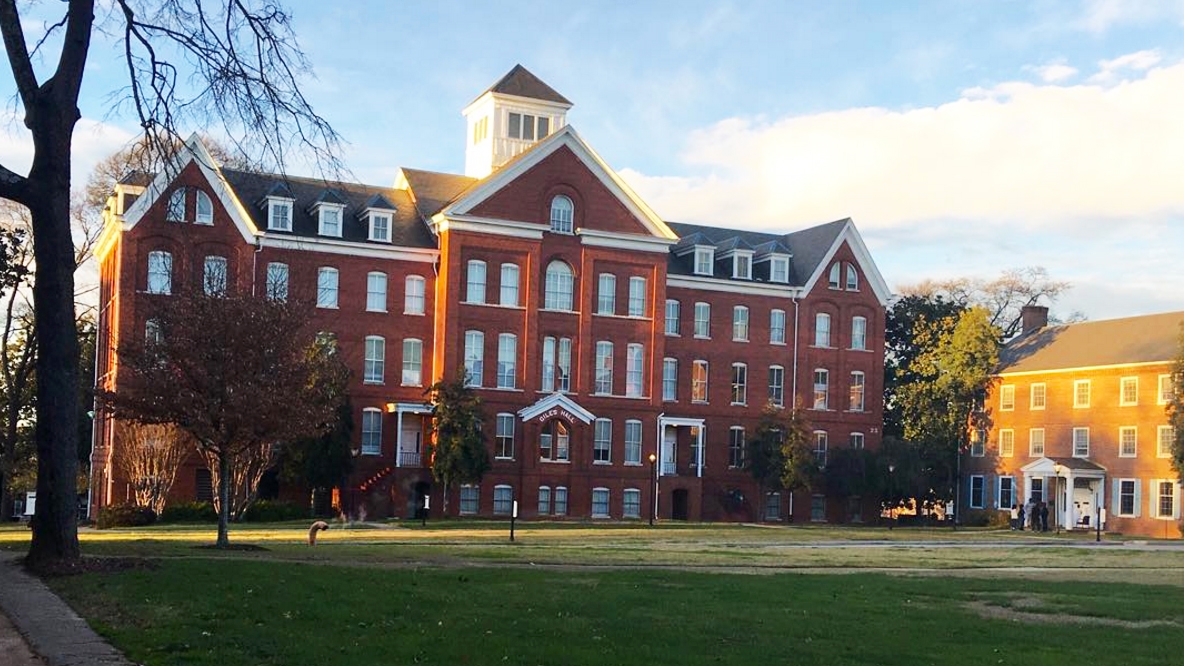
[{"x1": 5, "y1": 521, "x2": 1184, "y2": 665}]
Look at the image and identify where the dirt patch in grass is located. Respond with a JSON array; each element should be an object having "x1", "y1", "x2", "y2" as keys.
[
  {"x1": 192, "y1": 543, "x2": 269, "y2": 552},
  {"x1": 31, "y1": 555, "x2": 158, "y2": 577},
  {"x1": 964, "y1": 593, "x2": 1181, "y2": 629}
]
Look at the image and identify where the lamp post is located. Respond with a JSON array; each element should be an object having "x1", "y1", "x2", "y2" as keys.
[
  {"x1": 648, "y1": 453, "x2": 657, "y2": 526},
  {"x1": 1053, "y1": 462, "x2": 1063, "y2": 535},
  {"x1": 1094, "y1": 491, "x2": 1101, "y2": 543},
  {"x1": 887, "y1": 463, "x2": 896, "y2": 530}
]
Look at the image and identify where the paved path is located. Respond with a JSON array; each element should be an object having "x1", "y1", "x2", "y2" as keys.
[
  {"x1": 0, "y1": 610, "x2": 45, "y2": 666},
  {"x1": 0, "y1": 556, "x2": 132, "y2": 666}
]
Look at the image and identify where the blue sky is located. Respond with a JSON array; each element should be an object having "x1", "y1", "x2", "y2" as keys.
[{"x1": 3, "y1": 0, "x2": 1184, "y2": 320}]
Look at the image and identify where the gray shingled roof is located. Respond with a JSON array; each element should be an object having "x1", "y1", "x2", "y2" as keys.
[
  {"x1": 221, "y1": 169, "x2": 435, "y2": 249},
  {"x1": 999, "y1": 311, "x2": 1184, "y2": 374},
  {"x1": 398, "y1": 168, "x2": 478, "y2": 218},
  {"x1": 482, "y1": 64, "x2": 571, "y2": 106},
  {"x1": 667, "y1": 218, "x2": 848, "y2": 287}
]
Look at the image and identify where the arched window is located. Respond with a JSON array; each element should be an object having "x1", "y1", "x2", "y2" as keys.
[
  {"x1": 550, "y1": 195, "x2": 574, "y2": 233},
  {"x1": 827, "y1": 262, "x2": 840, "y2": 289},
  {"x1": 195, "y1": 190, "x2": 214, "y2": 224},
  {"x1": 544, "y1": 260, "x2": 574, "y2": 311},
  {"x1": 845, "y1": 262, "x2": 859, "y2": 291},
  {"x1": 166, "y1": 188, "x2": 186, "y2": 222}
]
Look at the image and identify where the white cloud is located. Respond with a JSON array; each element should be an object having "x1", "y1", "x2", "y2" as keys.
[
  {"x1": 1024, "y1": 61, "x2": 1078, "y2": 83},
  {"x1": 0, "y1": 114, "x2": 135, "y2": 196},
  {"x1": 1077, "y1": 0, "x2": 1184, "y2": 33},
  {"x1": 1089, "y1": 49, "x2": 1162, "y2": 83}
]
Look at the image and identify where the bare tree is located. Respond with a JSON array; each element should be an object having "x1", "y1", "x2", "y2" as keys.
[
  {"x1": 113, "y1": 421, "x2": 190, "y2": 515},
  {"x1": 0, "y1": 0, "x2": 341, "y2": 568},
  {"x1": 901, "y1": 267, "x2": 1073, "y2": 339},
  {"x1": 0, "y1": 201, "x2": 33, "y2": 520},
  {"x1": 202, "y1": 443, "x2": 272, "y2": 521}
]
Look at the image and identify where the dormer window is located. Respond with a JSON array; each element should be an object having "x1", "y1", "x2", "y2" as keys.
[
  {"x1": 549, "y1": 195, "x2": 573, "y2": 234},
  {"x1": 770, "y1": 256, "x2": 790, "y2": 283},
  {"x1": 732, "y1": 251, "x2": 753, "y2": 280},
  {"x1": 368, "y1": 212, "x2": 392, "y2": 242},
  {"x1": 267, "y1": 197, "x2": 294, "y2": 232},
  {"x1": 694, "y1": 248, "x2": 714, "y2": 276},
  {"x1": 315, "y1": 203, "x2": 344, "y2": 237}
]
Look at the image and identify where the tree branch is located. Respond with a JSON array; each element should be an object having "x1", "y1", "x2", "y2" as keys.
[
  {"x1": 0, "y1": 0, "x2": 38, "y2": 107},
  {"x1": 0, "y1": 162, "x2": 28, "y2": 204},
  {"x1": 48, "y1": 0, "x2": 96, "y2": 107}
]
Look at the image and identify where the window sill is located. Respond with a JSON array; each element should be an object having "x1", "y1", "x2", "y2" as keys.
[
  {"x1": 848, "y1": 347, "x2": 873, "y2": 353},
  {"x1": 731, "y1": 402, "x2": 747, "y2": 407},
  {"x1": 401, "y1": 383, "x2": 423, "y2": 388},
  {"x1": 624, "y1": 462, "x2": 643, "y2": 467},
  {"x1": 665, "y1": 333, "x2": 681, "y2": 338},
  {"x1": 733, "y1": 338, "x2": 749, "y2": 343},
  {"x1": 593, "y1": 312, "x2": 651, "y2": 321},
  {"x1": 1030, "y1": 406, "x2": 1046, "y2": 411},
  {"x1": 540, "y1": 459, "x2": 571, "y2": 464},
  {"x1": 363, "y1": 381, "x2": 385, "y2": 386},
  {"x1": 1120, "y1": 403, "x2": 1138, "y2": 408},
  {"x1": 365, "y1": 308, "x2": 389, "y2": 314},
  {"x1": 360, "y1": 450, "x2": 381, "y2": 456},
  {"x1": 488, "y1": 387, "x2": 524, "y2": 393},
  {"x1": 1118, "y1": 453, "x2": 1137, "y2": 458},
  {"x1": 403, "y1": 311, "x2": 426, "y2": 316},
  {"x1": 593, "y1": 461, "x2": 612, "y2": 466},
  {"x1": 770, "y1": 341, "x2": 786, "y2": 346},
  {"x1": 693, "y1": 335, "x2": 711, "y2": 340},
  {"x1": 539, "y1": 308, "x2": 580, "y2": 315},
  {"x1": 316, "y1": 304, "x2": 339, "y2": 310}
]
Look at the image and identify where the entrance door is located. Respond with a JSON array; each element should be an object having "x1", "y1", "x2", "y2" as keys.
[
  {"x1": 672, "y1": 489, "x2": 689, "y2": 520},
  {"x1": 662, "y1": 427, "x2": 676, "y2": 475},
  {"x1": 400, "y1": 415, "x2": 423, "y2": 467}
]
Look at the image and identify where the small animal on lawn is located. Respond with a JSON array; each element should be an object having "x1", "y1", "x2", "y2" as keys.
[{"x1": 308, "y1": 520, "x2": 330, "y2": 546}]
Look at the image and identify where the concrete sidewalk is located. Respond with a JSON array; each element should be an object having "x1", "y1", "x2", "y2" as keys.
[{"x1": 0, "y1": 556, "x2": 132, "y2": 666}]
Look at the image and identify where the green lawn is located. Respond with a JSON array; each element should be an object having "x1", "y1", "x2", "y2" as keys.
[{"x1": 47, "y1": 558, "x2": 1184, "y2": 666}]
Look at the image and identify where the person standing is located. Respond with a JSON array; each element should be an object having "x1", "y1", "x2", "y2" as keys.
[
  {"x1": 1029, "y1": 500, "x2": 1039, "y2": 531},
  {"x1": 1010, "y1": 504, "x2": 1019, "y2": 530},
  {"x1": 1017, "y1": 502, "x2": 1025, "y2": 531},
  {"x1": 1040, "y1": 502, "x2": 1050, "y2": 532}
]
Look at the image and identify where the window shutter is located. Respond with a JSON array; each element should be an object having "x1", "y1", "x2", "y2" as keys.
[
  {"x1": 985, "y1": 474, "x2": 994, "y2": 509},
  {"x1": 1174, "y1": 481, "x2": 1181, "y2": 520},
  {"x1": 1133, "y1": 480, "x2": 1142, "y2": 518},
  {"x1": 1111, "y1": 479, "x2": 1121, "y2": 515}
]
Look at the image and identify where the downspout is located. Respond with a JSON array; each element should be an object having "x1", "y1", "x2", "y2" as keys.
[
  {"x1": 791, "y1": 294, "x2": 800, "y2": 406},
  {"x1": 251, "y1": 235, "x2": 263, "y2": 296}
]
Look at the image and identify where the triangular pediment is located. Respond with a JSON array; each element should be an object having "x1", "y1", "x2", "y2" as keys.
[
  {"x1": 1020, "y1": 456, "x2": 1107, "y2": 476},
  {"x1": 442, "y1": 126, "x2": 676, "y2": 242},
  {"x1": 800, "y1": 219, "x2": 892, "y2": 306},
  {"x1": 517, "y1": 392, "x2": 595, "y2": 424}
]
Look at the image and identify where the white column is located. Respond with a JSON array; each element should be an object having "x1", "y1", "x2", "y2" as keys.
[
  {"x1": 696, "y1": 426, "x2": 704, "y2": 478},
  {"x1": 1064, "y1": 471, "x2": 1074, "y2": 529},
  {"x1": 395, "y1": 409, "x2": 404, "y2": 467}
]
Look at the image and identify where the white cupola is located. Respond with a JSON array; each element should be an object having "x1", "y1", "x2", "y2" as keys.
[{"x1": 462, "y1": 64, "x2": 572, "y2": 179}]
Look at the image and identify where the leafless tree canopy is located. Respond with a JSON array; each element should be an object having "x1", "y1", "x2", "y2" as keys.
[
  {"x1": 899, "y1": 267, "x2": 1077, "y2": 339},
  {"x1": 114, "y1": 421, "x2": 191, "y2": 515}
]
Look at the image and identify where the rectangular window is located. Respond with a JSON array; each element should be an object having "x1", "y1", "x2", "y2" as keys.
[
  {"x1": 813, "y1": 369, "x2": 829, "y2": 410},
  {"x1": 594, "y1": 419, "x2": 612, "y2": 464},
  {"x1": 402, "y1": 339, "x2": 423, "y2": 386},
  {"x1": 1029, "y1": 428, "x2": 1045, "y2": 457},
  {"x1": 813, "y1": 431, "x2": 828, "y2": 467},
  {"x1": 1074, "y1": 380, "x2": 1090, "y2": 408},
  {"x1": 464, "y1": 331, "x2": 483, "y2": 387},
  {"x1": 1159, "y1": 426, "x2": 1175, "y2": 458},
  {"x1": 508, "y1": 112, "x2": 522, "y2": 139},
  {"x1": 204, "y1": 256, "x2": 228, "y2": 296},
  {"x1": 1119, "y1": 479, "x2": 1136, "y2": 516},
  {"x1": 364, "y1": 336, "x2": 385, "y2": 384},
  {"x1": 597, "y1": 274, "x2": 616, "y2": 315},
  {"x1": 313, "y1": 267, "x2": 337, "y2": 308},
  {"x1": 849, "y1": 372, "x2": 865, "y2": 412},
  {"x1": 770, "y1": 256, "x2": 789, "y2": 283},
  {"x1": 623, "y1": 489, "x2": 641, "y2": 519},
  {"x1": 733, "y1": 253, "x2": 751, "y2": 279},
  {"x1": 319, "y1": 206, "x2": 341, "y2": 237},
  {"x1": 265, "y1": 262, "x2": 288, "y2": 301},
  {"x1": 814, "y1": 313, "x2": 831, "y2": 347},
  {"x1": 1120, "y1": 377, "x2": 1138, "y2": 406},
  {"x1": 1072, "y1": 427, "x2": 1090, "y2": 457},
  {"x1": 591, "y1": 488, "x2": 610, "y2": 518},
  {"x1": 811, "y1": 494, "x2": 826, "y2": 522},
  {"x1": 1156, "y1": 481, "x2": 1176, "y2": 519},
  {"x1": 999, "y1": 429, "x2": 1014, "y2": 457},
  {"x1": 1030, "y1": 383, "x2": 1046, "y2": 410},
  {"x1": 764, "y1": 492, "x2": 781, "y2": 520},
  {"x1": 625, "y1": 420, "x2": 642, "y2": 464},
  {"x1": 404, "y1": 275, "x2": 425, "y2": 315},
  {"x1": 367, "y1": 272, "x2": 387, "y2": 312},
  {"x1": 268, "y1": 200, "x2": 292, "y2": 231},
  {"x1": 850, "y1": 432, "x2": 865, "y2": 449},
  {"x1": 1159, "y1": 374, "x2": 1174, "y2": 404},
  {"x1": 733, "y1": 306, "x2": 749, "y2": 341},
  {"x1": 851, "y1": 316, "x2": 867, "y2": 350},
  {"x1": 496, "y1": 413, "x2": 514, "y2": 459},
  {"x1": 1000, "y1": 385, "x2": 1015, "y2": 411},
  {"x1": 497, "y1": 334, "x2": 517, "y2": 389},
  {"x1": 628, "y1": 277, "x2": 646, "y2": 317},
  {"x1": 768, "y1": 366, "x2": 785, "y2": 407},
  {"x1": 694, "y1": 248, "x2": 713, "y2": 276},
  {"x1": 970, "y1": 430, "x2": 985, "y2": 457},
  {"x1": 694, "y1": 302, "x2": 710, "y2": 338},
  {"x1": 665, "y1": 299, "x2": 680, "y2": 335},
  {"x1": 731, "y1": 364, "x2": 747, "y2": 405},
  {"x1": 466, "y1": 260, "x2": 486, "y2": 304},
  {"x1": 662, "y1": 358, "x2": 678, "y2": 401},
  {"x1": 999, "y1": 476, "x2": 1015, "y2": 510},
  {"x1": 626, "y1": 344, "x2": 644, "y2": 398},
  {"x1": 493, "y1": 485, "x2": 513, "y2": 515},
  {"x1": 459, "y1": 485, "x2": 479, "y2": 515},
  {"x1": 500, "y1": 264, "x2": 519, "y2": 307},
  {"x1": 595, "y1": 341, "x2": 613, "y2": 395},
  {"x1": 728, "y1": 427, "x2": 745, "y2": 468},
  {"x1": 1119, "y1": 426, "x2": 1137, "y2": 458},
  {"x1": 538, "y1": 486, "x2": 551, "y2": 515},
  {"x1": 557, "y1": 338, "x2": 572, "y2": 392},
  {"x1": 554, "y1": 487, "x2": 568, "y2": 516},
  {"x1": 770, "y1": 309, "x2": 786, "y2": 344},
  {"x1": 692, "y1": 360, "x2": 708, "y2": 403},
  {"x1": 361, "y1": 409, "x2": 382, "y2": 455},
  {"x1": 969, "y1": 475, "x2": 985, "y2": 509},
  {"x1": 541, "y1": 337, "x2": 557, "y2": 392},
  {"x1": 147, "y1": 251, "x2": 172, "y2": 294},
  {"x1": 369, "y1": 213, "x2": 391, "y2": 242}
]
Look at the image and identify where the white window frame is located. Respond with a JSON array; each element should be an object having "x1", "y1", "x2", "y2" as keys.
[
  {"x1": 999, "y1": 385, "x2": 1015, "y2": 411},
  {"x1": 770, "y1": 256, "x2": 789, "y2": 283},
  {"x1": 591, "y1": 487, "x2": 610, "y2": 518},
  {"x1": 265, "y1": 262, "x2": 288, "y2": 301},
  {"x1": 851, "y1": 316, "x2": 867, "y2": 351},
  {"x1": 195, "y1": 190, "x2": 213, "y2": 225},
  {"x1": 624, "y1": 420, "x2": 642, "y2": 465},
  {"x1": 728, "y1": 426, "x2": 746, "y2": 468},
  {"x1": 813, "y1": 369, "x2": 829, "y2": 410},
  {"x1": 768, "y1": 365, "x2": 785, "y2": 407},
  {"x1": 537, "y1": 486, "x2": 551, "y2": 515},
  {"x1": 364, "y1": 335, "x2": 385, "y2": 384},
  {"x1": 316, "y1": 266, "x2": 338, "y2": 308},
  {"x1": 554, "y1": 487, "x2": 568, "y2": 516},
  {"x1": 499, "y1": 263, "x2": 519, "y2": 307},
  {"x1": 694, "y1": 247, "x2": 714, "y2": 276},
  {"x1": 622, "y1": 488, "x2": 641, "y2": 519},
  {"x1": 166, "y1": 188, "x2": 186, "y2": 222},
  {"x1": 827, "y1": 262, "x2": 840, "y2": 289},
  {"x1": 459, "y1": 485, "x2": 479, "y2": 515},
  {"x1": 1029, "y1": 428, "x2": 1045, "y2": 457},
  {"x1": 595, "y1": 341, "x2": 613, "y2": 395},
  {"x1": 1118, "y1": 426, "x2": 1137, "y2": 458},
  {"x1": 597, "y1": 273, "x2": 616, "y2": 315},
  {"x1": 1159, "y1": 374, "x2": 1174, "y2": 405},
  {"x1": 770, "y1": 309, "x2": 786, "y2": 345},
  {"x1": 361, "y1": 408, "x2": 382, "y2": 455},
  {"x1": 849, "y1": 371, "x2": 866, "y2": 412},
  {"x1": 1120, "y1": 376, "x2": 1138, "y2": 406},
  {"x1": 998, "y1": 476, "x2": 1015, "y2": 510},
  {"x1": 732, "y1": 306, "x2": 749, "y2": 342},
  {"x1": 732, "y1": 251, "x2": 753, "y2": 280},
  {"x1": 1072, "y1": 427, "x2": 1090, "y2": 458},
  {"x1": 1116, "y1": 478, "x2": 1138, "y2": 517},
  {"x1": 557, "y1": 337, "x2": 572, "y2": 392},
  {"x1": 496, "y1": 333, "x2": 517, "y2": 389},
  {"x1": 402, "y1": 338, "x2": 423, "y2": 387},
  {"x1": 1073, "y1": 379, "x2": 1091, "y2": 408},
  {"x1": 969, "y1": 474, "x2": 985, "y2": 509},
  {"x1": 368, "y1": 212, "x2": 392, "y2": 243},
  {"x1": 814, "y1": 313, "x2": 831, "y2": 347},
  {"x1": 662, "y1": 358, "x2": 678, "y2": 401},
  {"x1": 496, "y1": 413, "x2": 515, "y2": 460},
  {"x1": 316, "y1": 203, "x2": 345, "y2": 237},
  {"x1": 549, "y1": 195, "x2": 574, "y2": 234},
  {"x1": 1030, "y1": 383, "x2": 1046, "y2": 410},
  {"x1": 203, "y1": 255, "x2": 228, "y2": 296},
  {"x1": 731, "y1": 363, "x2": 747, "y2": 406},
  {"x1": 464, "y1": 330, "x2": 483, "y2": 387},
  {"x1": 147, "y1": 251, "x2": 172, "y2": 294},
  {"x1": 266, "y1": 197, "x2": 293, "y2": 232},
  {"x1": 366, "y1": 271, "x2": 388, "y2": 312},
  {"x1": 593, "y1": 418, "x2": 612, "y2": 464},
  {"x1": 1153, "y1": 479, "x2": 1179, "y2": 520},
  {"x1": 466, "y1": 260, "x2": 487, "y2": 305},
  {"x1": 665, "y1": 299, "x2": 680, "y2": 336},
  {"x1": 850, "y1": 432, "x2": 865, "y2": 449},
  {"x1": 544, "y1": 261, "x2": 574, "y2": 311},
  {"x1": 404, "y1": 275, "x2": 426, "y2": 315},
  {"x1": 626, "y1": 343, "x2": 644, "y2": 398},
  {"x1": 970, "y1": 430, "x2": 985, "y2": 457},
  {"x1": 813, "y1": 431, "x2": 828, "y2": 467},
  {"x1": 845, "y1": 262, "x2": 859, "y2": 290},
  {"x1": 999, "y1": 429, "x2": 1014, "y2": 458},
  {"x1": 628, "y1": 276, "x2": 646, "y2": 317},
  {"x1": 493, "y1": 485, "x2": 513, "y2": 516},
  {"x1": 1159, "y1": 425, "x2": 1176, "y2": 459},
  {"x1": 693, "y1": 302, "x2": 710, "y2": 338},
  {"x1": 692, "y1": 360, "x2": 709, "y2": 403}
]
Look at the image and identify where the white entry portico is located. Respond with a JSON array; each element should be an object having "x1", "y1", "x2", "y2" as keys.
[
  {"x1": 388, "y1": 402, "x2": 432, "y2": 468},
  {"x1": 657, "y1": 415, "x2": 705, "y2": 477},
  {"x1": 1021, "y1": 457, "x2": 1107, "y2": 531}
]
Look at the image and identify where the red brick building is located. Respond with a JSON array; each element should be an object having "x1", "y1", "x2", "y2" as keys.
[
  {"x1": 964, "y1": 307, "x2": 1182, "y2": 538},
  {"x1": 90, "y1": 65, "x2": 890, "y2": 522}
]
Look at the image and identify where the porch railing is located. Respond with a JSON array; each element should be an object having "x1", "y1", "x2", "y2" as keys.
[
  {"x1": 660, "y1": 461, "x2": 677, "y2": 477},
  {"x1": 398, "y1": 451, "x2": 423, "y2": 468}
]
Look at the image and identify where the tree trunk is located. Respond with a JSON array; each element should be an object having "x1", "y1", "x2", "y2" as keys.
[{"x1": 216, "y1": 450, "x2": 231, "y2": 547}]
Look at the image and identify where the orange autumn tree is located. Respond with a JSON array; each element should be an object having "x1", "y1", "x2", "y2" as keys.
[{"x1": 99, "y1": 287, "x2": 348, "y2": 547}]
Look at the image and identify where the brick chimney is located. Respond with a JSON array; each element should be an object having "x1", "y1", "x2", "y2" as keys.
[{"x1": 1021, "y1": 305, "x2": 1048, "y2": 334}]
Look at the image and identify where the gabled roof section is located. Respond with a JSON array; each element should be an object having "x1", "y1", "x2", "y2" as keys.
[
  {"x1": 361, "y1": 192, "x2": 398, "y2": 212},
  {"x1": 517, "y1": 392, "x2": 596, "y2": 424},
  {"x1": 442, "y1": 125, "x2": 677, "y2": 240},
  {"x1": 796, "y1": 218, "x2": 891, "y2": 305},
  {"x1": 262, "y1": 181, "x2": 294, "y2": 200},
  {"x1": 312, "y1": 188, "x2": 348, "y2": 206},
  {"x1": 753, "y1": 239, "x2": 792, "y2": 258},
  {"x1": 999, "y1": 311, "x2": 1184, "y2": 374},
  {"x1": 714, "y1": 236, "x2": 754, "y2": 253},
  {"x1": 396, "y1": 168, "x2": 478, "y2": 219},
  {"x1": 1021, "y1": 457, "x2": 1106, "y2": 474},
  {"x1": 483, "y1": 64, "x2": 571, "y2": 106},
  {"x1": 672, "y1": 232, "x2": 716, "y2": 254}
]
